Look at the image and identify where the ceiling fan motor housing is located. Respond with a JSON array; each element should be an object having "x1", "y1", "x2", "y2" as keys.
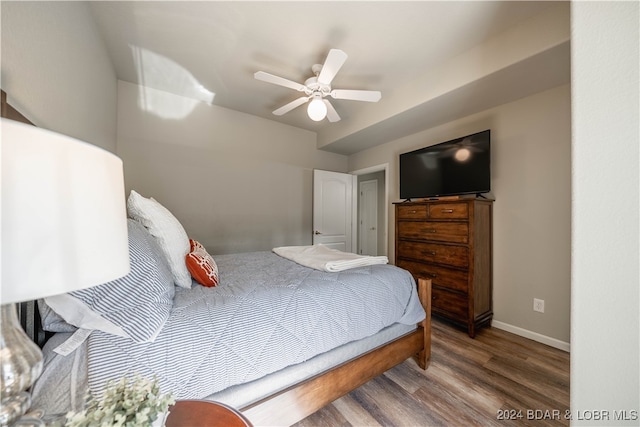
[{"x1": 304, "y1": 74, "x2": 331, "y2": 97}]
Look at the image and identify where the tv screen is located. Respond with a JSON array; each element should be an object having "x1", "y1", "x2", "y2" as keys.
[{"x1": 399, "y1": 130, "x2": 490, "y2": 199}]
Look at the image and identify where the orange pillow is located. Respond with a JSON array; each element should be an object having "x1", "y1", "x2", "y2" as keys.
[{"x1": 185, "y1": 239, "x2": 219, "y2": 287}]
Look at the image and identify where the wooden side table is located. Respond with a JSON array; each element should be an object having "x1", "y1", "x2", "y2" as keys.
[{"x1": 165, "y1": 400, "x2": 253, "y2": 427}]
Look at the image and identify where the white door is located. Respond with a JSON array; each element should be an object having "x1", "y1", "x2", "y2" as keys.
[
  {"x1": 313, "y1": 169, "x2": 355, "y2": 252},
  {"x1": 359, "y1": 179, "x2": 378, "y2": 255}
]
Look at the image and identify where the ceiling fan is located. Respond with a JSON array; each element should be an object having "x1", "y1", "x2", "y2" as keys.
[{"x1": 254, "y1": 49, "x2": 382, "y2": 122}]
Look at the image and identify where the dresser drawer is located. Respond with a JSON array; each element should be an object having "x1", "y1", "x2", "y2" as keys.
[
  {"x1": 432, "y1": 287, "x2": 468, "y2": 322},
  {"x1": 397, "y1": 241, "x2": 468, "y2": 268},
  {"x1": 397, "y1": 221, "x2": 469, "y2": 244},
  {"x1": 428, "y1": 203, "x2": 468, "y2": 219},
  {"x1": 396, "y1": 259, "x2": 468, "y2": 293},
  {"x1": 396, "y1": 204, "x2": 427, "y2": 219}
]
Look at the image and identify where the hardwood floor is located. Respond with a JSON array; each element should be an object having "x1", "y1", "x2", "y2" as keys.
[{"x1": 293, "y1": 318, "x2": 570, "y2": 427}]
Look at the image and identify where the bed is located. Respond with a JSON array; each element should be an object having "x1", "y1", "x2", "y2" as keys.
[{"x1": 3, "y1": 91, "x2": 431, "y2": 426}]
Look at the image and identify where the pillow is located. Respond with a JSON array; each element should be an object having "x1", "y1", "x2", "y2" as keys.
[
  {"x1": 41, "y1": 219, "x2": 175, "y2": 342},
  {"x1": 186, "y1": 239, "x2": 219, "y2": 287},
  {"x1": 37, "y1": 300, "x2": 77, "y2": 333},
  {"x1": 126, "y1": 190, "x2": 192, "y2": 288}
]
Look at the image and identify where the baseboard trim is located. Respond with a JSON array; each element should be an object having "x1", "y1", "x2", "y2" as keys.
[{"x1": 491, "y1": 320, "x2": 570, "y2": 352}]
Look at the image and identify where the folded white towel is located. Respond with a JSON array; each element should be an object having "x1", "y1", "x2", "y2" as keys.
[{"x1": 273, "y1": 244, "x2": 388, "y2": 272}]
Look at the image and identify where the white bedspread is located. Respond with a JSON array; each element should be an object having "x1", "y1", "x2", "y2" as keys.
[{"x1": 273, "y1": 244, "x2": 388, "y2": 272}]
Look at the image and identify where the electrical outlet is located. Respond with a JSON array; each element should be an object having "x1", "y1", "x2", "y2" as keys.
[{"x1": 533, "y1": 298, "x2": 545, "y2": 313}]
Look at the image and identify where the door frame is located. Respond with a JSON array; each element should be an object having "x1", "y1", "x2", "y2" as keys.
[{"x1": 350, "y1": 163, "x2": 389, "y2": 256}]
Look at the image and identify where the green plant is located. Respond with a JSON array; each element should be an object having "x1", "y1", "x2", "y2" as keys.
[{"x1": 65, "y1": 375, "x2": 175, "y2": 427}]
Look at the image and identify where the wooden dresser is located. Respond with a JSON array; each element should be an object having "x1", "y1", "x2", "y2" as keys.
[{"x1": 394, "y1": 198, "x2": 493, "y2": 337}]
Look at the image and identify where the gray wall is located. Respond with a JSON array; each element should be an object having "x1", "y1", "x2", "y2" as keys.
[
  {"x1": 1, "y1": 1, "x2": 117, "y2": 153},
  {"x1": 117, "y1": 81, "x2": 348, "y2": 254}
]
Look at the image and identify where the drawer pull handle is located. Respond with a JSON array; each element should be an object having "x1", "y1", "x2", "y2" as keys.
[
  {"x1": 428, "y1": 229, "x2": 437, "y2": 233},
  {"x1": 427, "y1": 251, "x2": 437, "y2": 256},
  {"x1": 410, "y1": 210, "x2": 417, "y2": 214},
  {"x1": 441, "y1": 209, "x2": 454, "y2": 213},
  {"x1": 427, "y1": 273, "x2": 437, "y2": 278}
]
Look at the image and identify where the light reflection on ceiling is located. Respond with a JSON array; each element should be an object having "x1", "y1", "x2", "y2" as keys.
[{"x1": 130, "y1": 45, "x2": 215, "y2": 119}]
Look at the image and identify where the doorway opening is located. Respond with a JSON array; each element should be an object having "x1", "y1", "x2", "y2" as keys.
[{"x1": 351, "y1": 164, "x2": 388, "y2": 256}]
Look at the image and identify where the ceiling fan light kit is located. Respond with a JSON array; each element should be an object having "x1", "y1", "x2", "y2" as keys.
[
  {"x1": 255, "y1": 49, "x2": 382, "y2": 123},
  {"x1": 307, "y1": 94, "x2": 327, "y2": 121}
]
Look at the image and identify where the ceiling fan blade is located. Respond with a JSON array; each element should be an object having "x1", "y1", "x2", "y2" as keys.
[
  {"x1": 272, "y1": 96, "x2": 309, "y2": 116},
  {"x1": 330, "y1": 89, "x2": 381, "y2": 102},
  {"x1": 255, "y1": 71, "x2": 306, "y2": 92},
  {"x1": 324, "y1": 99, "x2": 341, "y2": 123},
  {"x1": 317, "y1": 49, "x2": 348, "y2": 86}
]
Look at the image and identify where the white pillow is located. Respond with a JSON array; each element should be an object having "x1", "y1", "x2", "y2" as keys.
[{"x1": 127, "y1": 190, "x2": 192, "y2": 288}]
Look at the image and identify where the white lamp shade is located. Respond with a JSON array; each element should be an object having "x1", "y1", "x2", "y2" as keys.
[
  {"x1": 1, "y1": 118, "x2": 130, "y2": 304},
  {"x1": 307, "y1": 97, "x2": 327, "y2": 121}
]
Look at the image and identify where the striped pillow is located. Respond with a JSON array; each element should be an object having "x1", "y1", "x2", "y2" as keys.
[{"x1": 42, "y1": 219, "x2": 175, "y2": 342}]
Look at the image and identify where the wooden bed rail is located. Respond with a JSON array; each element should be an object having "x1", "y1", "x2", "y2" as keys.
[{"x1": 415, "y1": 277, "x2": 432, "y2": 369}]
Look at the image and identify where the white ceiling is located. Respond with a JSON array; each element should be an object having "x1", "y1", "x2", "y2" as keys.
[{"x1": 89, "y1": 1, "x2": 569, "y2": 155}]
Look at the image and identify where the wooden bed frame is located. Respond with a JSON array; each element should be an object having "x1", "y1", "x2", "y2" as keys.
[{"x1": 3, "y1": 90, "x2": 432, "y2": 427}]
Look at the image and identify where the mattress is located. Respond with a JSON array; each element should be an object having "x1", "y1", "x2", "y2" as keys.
[{"x1": 31, "y1": 251, "x2": 425, "y2": 413}]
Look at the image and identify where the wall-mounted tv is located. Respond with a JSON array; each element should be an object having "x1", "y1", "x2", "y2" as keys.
[{"x1": 399, "y1": 129, "x2": 491, "y2": 200}]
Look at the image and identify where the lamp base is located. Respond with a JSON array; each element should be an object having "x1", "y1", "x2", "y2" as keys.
[{"x1": 0, "y1": 304, "x2": 44, "y2": 426}]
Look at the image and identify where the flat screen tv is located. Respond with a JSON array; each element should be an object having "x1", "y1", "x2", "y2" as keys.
[{"x1": 399, "y1": 129, "x2": 490, "y2": 200}]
